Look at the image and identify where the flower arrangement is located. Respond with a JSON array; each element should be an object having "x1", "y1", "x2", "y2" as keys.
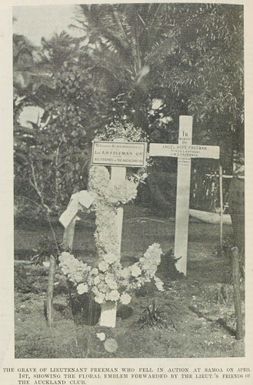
[
  {"x1": 59, "y1": 243, "x2": 164, "y2": 306},
  {"x1": 95, "y1": 120, "x2": 148, "y2": 143},
  {"x1": 88, "y1": 165, "x2": 148, "y2": 258},
  {"x1": 87, "y1": 165, "x2": 140, "y2": 257},
  {"x1": 89, "y1": 166, "x2": 139, "y2": 207},
  {"x1": 59, "y1": 121, "x2": 164, "y2": 309}
]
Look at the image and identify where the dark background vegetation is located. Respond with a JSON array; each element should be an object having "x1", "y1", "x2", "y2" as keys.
[{"x1": 14, "y1": 3, "x2": 244, "y2": 220}]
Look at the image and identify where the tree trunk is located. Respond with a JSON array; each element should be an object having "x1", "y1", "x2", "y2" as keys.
[
  {"x1": 46, "y1": 255, "x2": 56, "y2": 328},
  {"x1": 231, "y1": 246, "x2": 243, "y2": 340}
]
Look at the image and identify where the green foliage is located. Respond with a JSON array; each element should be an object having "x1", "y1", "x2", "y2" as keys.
[
  {"x1": 14, "y1": 4, "x2": 243, "y2": 216},
  {"x1": 75, "y1": 3, "x2": 243, "y2": 151},
  {"x1": 32, "y1": 236, "x2": 63, "y2": 264},
  {"x1": 162, "y1": 4, "x2": 243, "y2": 158},
  {"x1": 95, "y1": 120, "x2": 147, "y2": 142},
  {"x1": 14, "y1": 33, "x2": 106, "y2": 213},
  {"x1": 138, "y1": 300, "x2": 170, "y2": 329}
]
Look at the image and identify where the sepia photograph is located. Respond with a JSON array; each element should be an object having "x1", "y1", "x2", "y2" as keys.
[{"x1": 12, "y1": 1, "x2": 245, "y2": 362}]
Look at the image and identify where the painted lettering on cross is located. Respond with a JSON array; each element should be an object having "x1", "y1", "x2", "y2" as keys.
[
  {"x1": 92, "y1": 141, "x2": 147, "y2": 167},
  {"x1": 150, "y1": 144, "x2": 220, "y2": 159}
]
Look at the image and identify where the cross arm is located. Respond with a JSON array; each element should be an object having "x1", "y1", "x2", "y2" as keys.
[{"x1": 149, "y1": 143, "x2": 220, "y2": 159}]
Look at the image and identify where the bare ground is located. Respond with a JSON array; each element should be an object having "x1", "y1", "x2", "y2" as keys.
[{"x1": 14, "y1": 205, "x2": 244, "y2": 358}]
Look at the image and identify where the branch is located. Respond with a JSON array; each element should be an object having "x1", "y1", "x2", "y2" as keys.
[
  {"x1": 29, "y1": 158, "x2": 60, "y2": 255},
  {"x1": 29, "y1": 160, "x2": 50, "y2": 214},
  {"x1": 112, "y1": 9, "x2": 131, "y2": 47}
]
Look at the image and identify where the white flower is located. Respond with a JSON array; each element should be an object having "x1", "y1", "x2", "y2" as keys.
[
  {"x1": 98, "y1": 261, "x2": 109, "y2": 272},
  {"x1": 103, "y1": 253, "x2": 118, "y2": 264},
  {"x1": 106, "y1": 290, "x2": 120, "y2": 302},
  {"x1": 96, "y1": 332, "x2": 106, "y2": 341},
  {"x1": 105, "y1": 273, "x2": 115, "y2": 285},
  {"x1": 77, "y1": 283, "x2": 89, "y2": 295},
  {"x1": 89, "y1": 166, "x2": 110, "y2": 193},
  {"x1": 60, "y1": 251, "x2": 72, "y2": 259},
  {"x1": 131, "y1": 265, "x2": 142, "y2": 277},
  {"x1": 160, "y1": 116, "x2": 172, "y2": 124},
  {"x1": 87, "y1": 274, "x2": 94, "y2": 286},
  {"x1": 97, "y1": 281, "x2": 108, "y2": 293},
  {"x1": 94, "y1": 275, "x2": 101, "y2": 285},
  {"x1": 74, "y1": 273, "x2": 84, "y2": 284},
  {"x1": 120, "y1": 293, "x2": 131, "y2": 305},
  {"x1": 92, "y1": 286, "x2": 99, "y2": 296},
  {"x1": 106, "y1": 179, "x2": 137, "y2": 205},
  {"x1": 99, "y1": 273, "x2": 106, "y2": 281},
  {"x1": 90, "y1": 268, "x2": 99, "y2": 275},
  {"x1": 121, "y1": 268, "x2": 131, "y2": 279},
  {"x1": 151, "y1": 98, "x2": 163, "y2": 110},
  {"x1": 59, "y1": 252, "x2": 91, "y2": 285},
  {"x1": 94, "y1": 293, "x2": 105, "y2": 304},
  {"x1": 154, "y1": 276, "x2": 164, "y2": 291},
  {"x1": 156, "y1": 282, "x2": 164, "y2": 292},
  {"x1": 108, "y1": 280, "x2": 117, "y2": 290},
  {"x1": 142, "y1": 260, "x2": 156, "y2": 274},
  {"x1": 143, "y1": 243, "x2": 162, "y2": 270}
]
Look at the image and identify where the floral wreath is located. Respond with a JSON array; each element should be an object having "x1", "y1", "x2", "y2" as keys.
[
  {"x1": 59, "y1": 120, "x2": 164, "y2": 306},
  {"x1": 59, "y1": 243, "x2": 164, "y2": 306}
]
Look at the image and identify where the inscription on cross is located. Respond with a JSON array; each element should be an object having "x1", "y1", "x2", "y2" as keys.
[{"x1": 149, "y1": 116, "x2": 220, "y2": 275}]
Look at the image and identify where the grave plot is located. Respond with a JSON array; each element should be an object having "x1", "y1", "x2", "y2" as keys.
[
  {"x1": 14, "y1": 206, "x2": 243, "y2": 358},
  {"x1": 14, "y1": 117, "x2": 244, "y2": 359}
]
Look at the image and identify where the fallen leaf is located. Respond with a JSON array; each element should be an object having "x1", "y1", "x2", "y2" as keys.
[
  {"x1": 96, "y1": 332, "x2": 106, "y2": 342},
  {"x1": 104, "y1": 338, "x2": 118, "y2": 353}
]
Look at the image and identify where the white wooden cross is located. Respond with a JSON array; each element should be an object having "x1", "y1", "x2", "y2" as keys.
[
  {"x1": 92, "y1": 140, "x2": 147, "y2": 327},
  {"x1": 98, "y1": 165, "x2": 126, "y2": 328},
  {"x1": 149, "y1": 116, "x2": 220, "y2": 275}
]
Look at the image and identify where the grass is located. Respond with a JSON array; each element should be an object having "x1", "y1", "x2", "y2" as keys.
[{"x1": 14, "y1": 205, "x2": 244, "y2": 358}]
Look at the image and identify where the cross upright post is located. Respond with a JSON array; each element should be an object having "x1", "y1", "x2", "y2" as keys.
[
  {"x1": 174, "y1": 116, "x2": 193, "y2": 275},
  {"x1": 98, "y1": 165, "x2": 126, "y2": 328}
]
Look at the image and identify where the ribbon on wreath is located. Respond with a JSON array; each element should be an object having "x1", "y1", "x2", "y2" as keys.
[{"x1": 59, "y1": 190, "x2": 95, "y2": 228}]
